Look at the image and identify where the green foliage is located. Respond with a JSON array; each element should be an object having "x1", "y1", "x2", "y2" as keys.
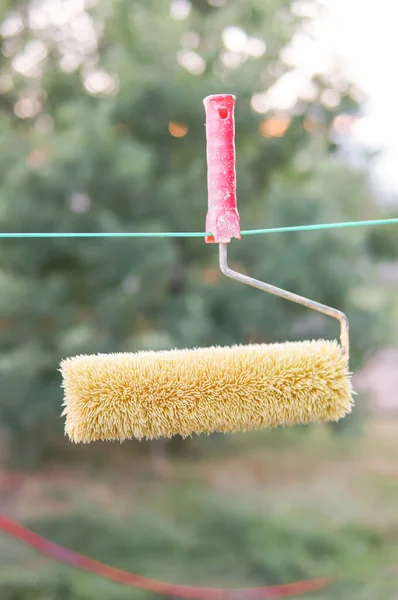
[
  {"x1": 0, "y1": 575, "x2": 73, "y2": 600},
  {"x1": 0, "y1": 0, "x2": 393, "y2": 462},
  {"x1": 365, "y1": 222, "x2": 398, "y2": 260},
  {"x1": 2, "y1": 421, "x2": 398, "y2": 599},
  {"x1": 5, "y1": 488, "x2": 393, "y2": 600}
]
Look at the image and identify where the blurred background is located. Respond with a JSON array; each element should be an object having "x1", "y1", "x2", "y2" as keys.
[{"x1": 0, "y1": 0, "x2": 397, "y2": 598}]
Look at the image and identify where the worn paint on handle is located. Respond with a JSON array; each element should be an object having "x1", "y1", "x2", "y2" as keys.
[{"x1": 203, "y1": 94, "x2": 241, "y2": 243}]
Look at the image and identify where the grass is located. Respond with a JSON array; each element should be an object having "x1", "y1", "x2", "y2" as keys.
[{"x1": 1, "y1": 417, "x2": 398, "y2": 599}]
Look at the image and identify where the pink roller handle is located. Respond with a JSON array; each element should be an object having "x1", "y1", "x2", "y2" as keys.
[{"x1": 203, "y1": 94, "x2": 241, "y2": 244}]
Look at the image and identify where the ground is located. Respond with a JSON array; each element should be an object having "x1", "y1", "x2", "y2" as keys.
[{"x1": 0, "y1": 415, "x2": 398, "y2": 599}]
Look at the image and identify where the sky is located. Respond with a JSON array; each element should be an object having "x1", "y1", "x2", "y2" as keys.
[
  {"x1": 176, "y1": 0, "x2": 398, "y2": 204},
  {"x1": 320, "y1": 0, "x2": 398, "y2": 203},
  {"x1": 2, "y1": 0, "x2": 397, "y2": 204}
]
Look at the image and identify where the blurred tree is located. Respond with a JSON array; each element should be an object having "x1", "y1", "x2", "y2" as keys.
[{"x1": 0, "y1": 0, "x2": 391, "y2": 464}]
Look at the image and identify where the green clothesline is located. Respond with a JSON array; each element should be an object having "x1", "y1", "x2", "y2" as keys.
[{"x1": 0, "y1": 217, "x2": 396, "y2": 238}]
